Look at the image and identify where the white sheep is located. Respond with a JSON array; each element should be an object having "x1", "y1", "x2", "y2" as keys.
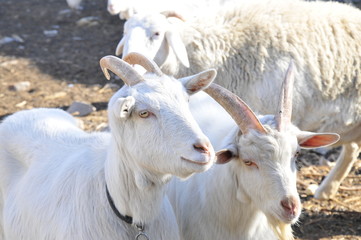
[
  {"x1": 107, "y1": 0, "x2": 238, "y2": 20},
  {"x1": 167, "y1": 62, "x2": 340, "y2": 240},
  {"x1": 0, "y1": 53, "x2": 217, "y2": 239},
  {"x1": 116, "y1": 0, "x2": 361, "y2": 199}
]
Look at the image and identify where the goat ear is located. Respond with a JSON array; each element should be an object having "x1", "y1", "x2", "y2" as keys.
[
  {"x1": 165, "y1": 30, "x2": 189, "y2": 68},
  {"x1": 180, "y1": 69, "x2": 217, "y2": 95},
  {"x1": 113, "y1": 96, "x2": 135, "y2": 119},
  {"x1": 297, "y1": 131, "x2": 340, "y2": 149},
  {"x1": 215, "y1": 149, "x2": 234, "y2": 164},
  {"x1": 115, "y1": 36, "x2": 125, "y2": 56}
]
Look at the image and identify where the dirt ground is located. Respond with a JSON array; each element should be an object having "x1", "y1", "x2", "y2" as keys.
[{"x1": 0, "y1": 0, "x2": 360, "y2": 239}]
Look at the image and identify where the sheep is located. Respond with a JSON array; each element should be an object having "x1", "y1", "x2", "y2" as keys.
[
  {"x1": 0, "y1": 53, "x2": 218, "y2": 239},
  {"x1": 167, "y1": 62, "x2": 340, "y2": 240},
  {"x1": 107, "y1": 0, "x2": 239, "y2": 20},
  {"x1": 115, "y1": 0, "x2": 361, "y2": 199}
]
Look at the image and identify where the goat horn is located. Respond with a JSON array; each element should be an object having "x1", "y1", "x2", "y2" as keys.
[
  {"x1": 99, "y1": 55, "x2": 144, "y2": 86},
  {"x1": 276, "y1": 60, "x2": 295, "y2": 132},
  {"x1": 161, "y1": 11, "x2": 186, "y2": 21},
  {"x1": 123, "y1": 52, "x2": 163, "y2": 77},
  {"x1": 204, "y1": 83, "x2": 267, "y2": 135}
]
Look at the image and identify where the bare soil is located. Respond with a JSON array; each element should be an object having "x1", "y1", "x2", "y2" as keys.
[{"x1": 0, "y1": 0, "x2": 360, "y2": 239}]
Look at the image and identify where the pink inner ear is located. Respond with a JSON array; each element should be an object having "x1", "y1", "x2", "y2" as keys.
[
  {"x1": 188, "y1": 74, "x2": 213, "y2": 92},
  {"x1": 300, "y1": 134, "x2": 339, "y2": 148},
  {"x1": 215, "y1": 150, "x2": 233, "y2": 164}
]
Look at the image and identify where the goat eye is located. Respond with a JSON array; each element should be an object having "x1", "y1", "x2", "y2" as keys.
[
  {"x1": 244, "y1": 160, "x2": 255, "y2": 167},
  {"x1": 154, "y1": 32, "x2": 160, "y2": 36},
  {"x1": 139, "y1": 111, "x2": 150, "y2": 118},
  {"x1": 244, "y1": 160, "x2": 252, "y2": 166}
]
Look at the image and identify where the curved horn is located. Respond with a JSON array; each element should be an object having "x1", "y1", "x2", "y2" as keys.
[
  {"x1": 123, "y1": 52, "x2": 163, "y2": 77},
  {"x1": 161, "y1": 11, "x2": 186, "y2": 21},
  {"x1": 204, "y1": 83, "x2": 266, "y2": 135},
  {"x1": 276, "y1": 60, "x2": 295, "y2": 132},
  {"x1": 99, "y1": 55, "x2": 144, "y2": 86}
]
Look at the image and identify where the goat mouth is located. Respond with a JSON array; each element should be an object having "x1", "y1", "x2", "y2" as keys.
[
  {"x1": 272, "y1": 210, "x2": 299, "y2": 224},
  {"x1": 282, "y1": 212, "x2": 299, "y2": 224},
  {"x1": 181, "y1": 157, "x2": 210, "y2": 166}
]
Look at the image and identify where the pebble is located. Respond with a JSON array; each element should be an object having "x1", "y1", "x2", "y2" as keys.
[
  {"x1": 76, "y1": 16, "x2": 99, "y2": 27},
  {"x1": 45, "y1": 91, "x2": 67, "y2": 99},
  {"x1": 0, "y1": 34, "x2": 24, "y2": 46},
  {"x1": 15, "y1": 101, "x2": 27, "y2": 108},
  {"x1": 66, "y1": 101, "x2": 96, "y2": 117},
  {"x1": 305, "y1": 184, "x2": 319, "y2": 196},
  {"x1": 43, "y1": 30, "x2": 58, "y2": 37},
  {"x1": 95, "y1": 122, "x2": 109, "y2": 132},
  {"x1": 8, "y1": 81, "x2": 31, "y2": 92}
]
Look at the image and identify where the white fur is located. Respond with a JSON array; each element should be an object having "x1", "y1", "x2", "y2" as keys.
[
  {"x1": 107, "y1": 0, "x2": 238, "y2": 20},
  {"x1": 116, "y1": 0, "x2": 361, "y2": 199},
  {"x1": 167, "y1": 91, "x2": 339, "y2": 240},
  {"x1": 0, "y1": 69, "x2": 217, "y2": 239}
]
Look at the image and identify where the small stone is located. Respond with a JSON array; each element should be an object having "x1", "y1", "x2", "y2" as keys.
[
  {"x1": 15, "y1": 101, "x2": 27, "y2": 108},
  {"x1": 76, "y1": 16, "x2": 99, "y2": 27},
  {"x1": 8, "y1": 81, "x2": 31, "y2": 92},
  {"x1": 305, "y1": 184, "x2": 319, "y2": 196},
  {"x1": 45, "y1": 91, "x2": 67, "y2": 99},
  {"x1": 66, "y1": 101, "x2": 96, "y2": 117},
  {"x1": 0, "y1": 37, "x2": 15, "y2": 46},
  {"x1": 96, "y1": 122, "x2": 109, "y2": 132},
  {"x1": 43, "y1": 30, "x2": 58, "y2": 37},
  {"x1": 11, "y1": 34, "x2": 24, "y2": 43},
  {"x1": 102, "y1": 83, "x2": 120, "y2": 90}
]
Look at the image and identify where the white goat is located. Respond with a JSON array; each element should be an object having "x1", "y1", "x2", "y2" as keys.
[
  {"x1": 116, "y1": 0, "x2": 361, "y2": 199},
  {"x1": 168, "y1": 63, "x2": 340, "y2": 240},
  {"x1": 0, "y1": 53, "x2": 217, "y2": 239}
]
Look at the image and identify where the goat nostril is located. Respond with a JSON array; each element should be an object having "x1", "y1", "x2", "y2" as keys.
[
  {"x1": 281, "y1": 197, "x2": 298, "y2": 215},
  {"x1": 193, "y1": 143, "x2": 209, "y2": 154},
  {"x1": 281, "y1": 200, "x2": 292, "y2": 211}
]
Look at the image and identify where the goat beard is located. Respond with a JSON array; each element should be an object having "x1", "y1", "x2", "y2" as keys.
[{"x1": 267, "y1": 216, "x2": 294, "y2": 240}]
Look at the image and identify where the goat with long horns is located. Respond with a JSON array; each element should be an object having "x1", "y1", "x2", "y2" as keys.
[{"x1": 167, "y1": 61, "x2": 340, "y2": 240}]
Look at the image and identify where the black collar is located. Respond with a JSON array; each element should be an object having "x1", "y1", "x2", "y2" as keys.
[{"x1": 106, "y1": 185, "x2": 136, "y2": 225}]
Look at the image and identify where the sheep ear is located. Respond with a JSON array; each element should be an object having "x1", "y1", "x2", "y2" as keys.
[
  {"x1": 297, "y1": 131, "x2": 340, "y2": 149},
  {"x1": 113, "y1": 96, "x2": 135, "y2": 119},
  {"x1": 165, "y1": 30, "x2": 189, "y2": 68},
  {"x1": 115, "y1": 36, "x2": 125, "y2": 56},
  {"x1": 215, "y1": 149, "x2": 234, "y2": 164},
  {"x1": 180, "y1": 69, "x2": 217, "y2": 95}
]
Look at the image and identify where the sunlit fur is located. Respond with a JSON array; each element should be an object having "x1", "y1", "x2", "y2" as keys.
[
  {"x1": 167, "y1": 92, "x2": 338, "y2": 240},
  {"x1": 168, "y1": 124, "x2": 300, "y2": 240},
  {"x1": 107, "y1": 0, "x2": 239, "y2": 20},
  {"x1": 119, "y1": 0, "x2": 361, "y2": 199},
  {"x1": 0, "y1": 71, "x2": 216, "y2": 239}
]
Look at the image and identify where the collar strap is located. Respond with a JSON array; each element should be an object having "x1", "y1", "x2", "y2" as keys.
[{"x1": 106, "y1": 185, "x2": 136, "y2": 225}]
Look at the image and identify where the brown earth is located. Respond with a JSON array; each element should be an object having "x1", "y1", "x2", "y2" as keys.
[{"x1": 0, "y1": 0, "x2": 360, "y2": 239}]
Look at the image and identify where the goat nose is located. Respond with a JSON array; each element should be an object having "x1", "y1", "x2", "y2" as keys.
[
  {"x1": 280, "y1": 196, "x2": 298, "y2": 215},
  {"x1": 193, "y1": 141, "x2": 211, "y2": 155}
]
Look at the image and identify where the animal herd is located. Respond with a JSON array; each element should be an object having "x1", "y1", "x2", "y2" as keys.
[{"x1": 1, "y1": 0, "x2": 360, "y2": 239}]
